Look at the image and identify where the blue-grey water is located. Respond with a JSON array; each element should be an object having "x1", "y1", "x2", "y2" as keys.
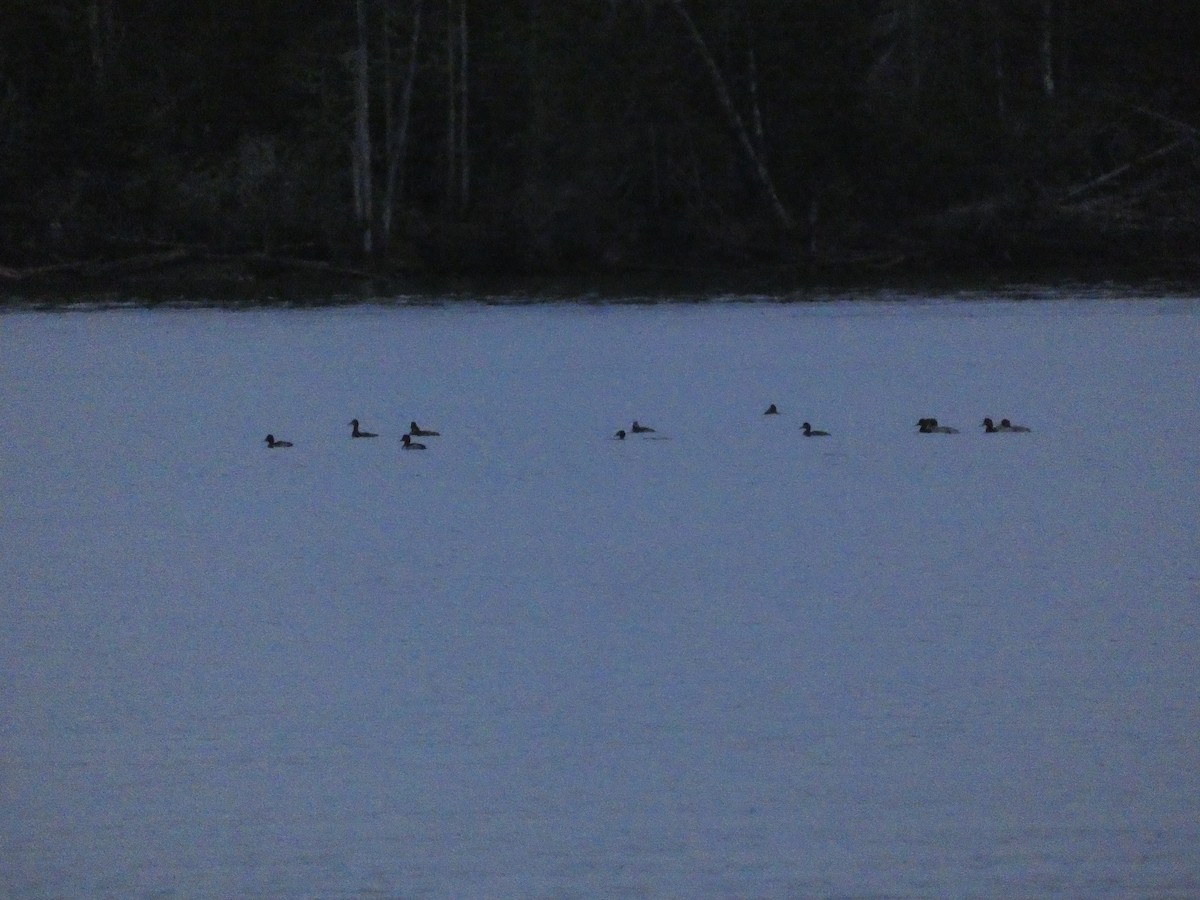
[{"x1": 2, "y1": 291, "x2": 1198, "y2": 897}]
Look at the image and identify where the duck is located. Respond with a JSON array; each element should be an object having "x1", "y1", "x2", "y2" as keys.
[
  {"x1": 614, "y1": 429, "x2": 627, "y2": 440},
  {"x1": 401, "y1": 433, "x2": 426, "y2": 450},
  {"x1": 631, "y1": 421, "x2": 656, "y2": 433},
  {"x1": 801, "y1": 422, "x2": 830, "y2": 436},
  {"x1": 350, "y1": 418, "x2": 378, "y2": 438},
  {"x1": 982, "y1": 417, "x2": 1030, "y2": 433},
  {"x1": 410, "y1": 421, "x2": 440, "y2": 437},
  {"x1": 264, "y1": 434, "x2": 293, "y2": 448},
  {"x1": 764, "y1": 403, "x2": 780, "y2": 415},
  {"x1": 917, "y1": 417, "x2": 959, "y2": 434}
]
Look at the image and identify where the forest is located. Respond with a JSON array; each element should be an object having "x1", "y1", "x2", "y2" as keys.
[{"x1": 2, "y1": 0, "x2": 1199, "y2": 285}]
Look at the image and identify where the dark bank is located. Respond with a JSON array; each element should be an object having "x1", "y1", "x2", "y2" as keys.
[{"x1": 3, "y1": 1, "x2": 1198, "y2": 299}]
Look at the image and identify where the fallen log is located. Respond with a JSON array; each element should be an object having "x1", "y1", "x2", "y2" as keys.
[{"x1": 1062, "y1": 139, "x2": 1189, "y2": 202}]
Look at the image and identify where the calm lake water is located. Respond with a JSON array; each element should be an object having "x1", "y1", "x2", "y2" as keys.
[{"x1": 2, "y1": 289, "x2": 1198, "y2": 897}]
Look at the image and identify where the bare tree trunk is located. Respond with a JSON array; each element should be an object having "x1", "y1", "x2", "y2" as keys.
[
  {"x1": 747, "y1": 46, "x2": 765, "y2": 153},
  {"x1": 457, "y1": 0, "x2": 469, "y2": 209},
  {"x1": 743, "y1": 0, "x2": 764, "y2": 153},
  {"x1": 905, "y1": 0, "x2": 923, "y2": 105},
  {"x1": 1040, "y1": 0, "x2": 1055, "y2": 98},
  {"x1": 383, "y1": 0, "x2": 423, "y2": 243},
  {"x1": 649, "y1": 124, "x2": 662, "y2": 210},
  {"x1": 353, "y1": 0, "x2": 374, "y2": 257},
  {"x1": 1058, "y1": 0, "x2": 1070, "y2": 95},
  {"x1": 524, "y1": 0, "x2": 547, "y2": 194},
  {"x1": 993, "y1": 37, "x2": 1006, "y2": 122},
  {"x1": 87, "y1": 0, "x2": 116, "y2": 95},
  {"x1": 445, "y1": 0, "x2": 457, "y2": 208},
  {"x1": 807, "y1": 198, "x2": 819, "y2": 257},
  {"x1": 669, "y1": 0, "x2": 795, "y2": 231},
  {"x1": 443, "y1": 0, "x2": 468, "y2": 212},
  {"x1": 382, "y1": 2, "x2": 395, "y2": 171}
]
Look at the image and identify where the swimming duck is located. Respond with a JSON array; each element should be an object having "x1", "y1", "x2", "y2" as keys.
[
  {"x1": 350, "y1": 419, "x2": 378, "y2": 438},
  {"x1": 401, "y1": 433, "x2": 426, "y2": 450},
  {"x1": 983, "y1": 417, "x2": 1030, "y2": 433},
  {"x1": 801, "y1": 422, "x2": 830, "y2": 436},
  {"x1": 264, "y1": 434, "x2": 293, "y2": 448},
  {"x1": 410, "y1": 421, "x2": 440, "y2": 437},
  {"x1": 917, "y1": 418, "x2": 959, "y2": 434},
  {"x1": 614, "y1": 429, "x2": 627, "y2": 440},
  {"x1": 631, "y1": 421, "x2": 656, "y2": 433},
  {"x1": 1000, "y1": 418, "x2": 1031, "y2": 432},
  {"x1": 764, "y1": 404, "x2": 779, "y2": 415}
]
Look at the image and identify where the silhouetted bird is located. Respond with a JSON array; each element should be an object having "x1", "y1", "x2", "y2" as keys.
[
  {"x1": 917, "y1": 418, "x2": 958, "y2": 434},
  {"x1": 983, "y1": 417, "x2": 1031, "y2": 433},
  {"x1": 350, "y1": 419, "x2": 378, "y2": 438}
]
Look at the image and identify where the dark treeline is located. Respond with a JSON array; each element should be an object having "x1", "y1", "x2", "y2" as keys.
[{"x1": 3, "y1": 0, "x2": 1199, "y2": 282}]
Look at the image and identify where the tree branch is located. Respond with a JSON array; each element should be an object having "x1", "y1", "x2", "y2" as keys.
[{"x1": 669, "y1": 0, "x2": 795, "y2": 231}]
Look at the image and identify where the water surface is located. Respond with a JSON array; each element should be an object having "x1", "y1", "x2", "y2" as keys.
[{"x1": 2, "y1": 292, "x2": 1198, "y2": 897}]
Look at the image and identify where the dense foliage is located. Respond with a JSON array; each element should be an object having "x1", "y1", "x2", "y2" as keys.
[{"x1": 3, "y1": 0, "x2": 1198, "y2": 277}]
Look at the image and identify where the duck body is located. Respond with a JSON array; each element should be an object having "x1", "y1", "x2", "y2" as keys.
[
  {"x1": 401, "y1": 433, "x2": 426, "y2": 450},
  {"x1": 264, "y1": 434, "x2": 293, "y2": 448},
  {"x1": 631, "y1": 421, "x2": 655, "y2": 433},
  {"x1": 614, "y1": 429, "x2": 626, "y2": 440},
  {"x1": 350, "y1": 418, "x2": 378, "y2": 438},
  {"x1": 983, "y1": 417, "x2": 1030, "y2": 433},
  {"x1": 410, "y1": 421, "x2": 440, "y2": 437},
  {"x1": 917, "y1": 418, "x2": 959, "y2": 434},
  {"x1": 801, "y1": 422, "x2": 830, "y2": 437},
  {"x1": 764, "y1": 404, "x2": 779, "y2": 415}
]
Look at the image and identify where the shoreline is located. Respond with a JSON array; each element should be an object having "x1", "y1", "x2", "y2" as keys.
[{"x1": 3, "y1": 257, "x2": 1199, "y2": 309}]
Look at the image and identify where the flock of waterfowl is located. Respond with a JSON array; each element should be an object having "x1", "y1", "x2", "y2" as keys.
[
  {"x1": 264, "y1": 418, "x2": 440, "y2": 449},
  {"x1": 263, "y1": 408, "x2": 1030, "y2": 449}
]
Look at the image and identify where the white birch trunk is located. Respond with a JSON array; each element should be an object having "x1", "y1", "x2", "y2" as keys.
[
  {"x1": 354, "y1": 0, "x2": 374, "y2": 257},
  {"x1": 670, "y1": 0, "x2": 795, "y2": 231},
  {"x1": 1041, "y1": 0, "x2": 1056, "y2": 98},
  {"x1": 383, "y1": 0, "x2": 423, "y2": 242}
]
